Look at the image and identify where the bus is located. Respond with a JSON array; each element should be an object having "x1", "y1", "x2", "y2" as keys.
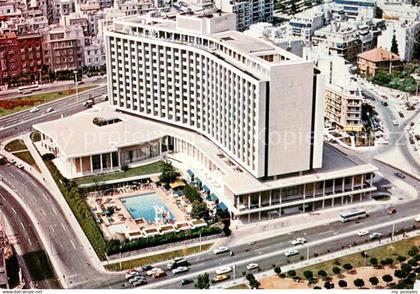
[
  {"x1": 340, "y1": 209, "x2": 368, "y2": 223},
  {"x1": 18, "y1": 84, "x2": 39, "y2": 94}
]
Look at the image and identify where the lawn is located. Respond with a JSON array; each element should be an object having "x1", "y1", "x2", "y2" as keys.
[
  {"x1": 13, "y1": 151, "x2": 40, "y2": 172},
  {"x1": 294, "y1": 234, "x2": 420, "y2": 279},
  {"x1": 226, "y1": 283, "x2": 249, "y2": 289},
  {"x1": 4, "y1": 139, "x2": 27, "y2": 152},
  {"x1": 74, "y1": 161, "x2": 163, "y2": 186},
  {"x1": 0, "y1": 86, "x2": 95, "y2": 117},
  {"x1": 105, "y1": 243, "x2": 213, "y2": 271}
]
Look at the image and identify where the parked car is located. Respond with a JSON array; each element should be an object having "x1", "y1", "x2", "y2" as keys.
[
  {"x1": 181, "y1": 279, "x2": 194, "y2": 286},
  {"x1": 369, "y1": 232, "x2": 382, "y2": 240},
  {"x1": 213, "y1": 247, "x2": 229, "y2": 255},
  {"x1": 357, "y1": 230, "x2": 369, "y2": 236},
  {"x1": 16, "y1": 163, "x2": 24, "y2": 169},
  {"x1": 152, "y1": 271, "x2": 166, "y2": 279},
  {"x1": 290, "y1": 237, "x2": 306, "y2": 246},
  {"x1": 171, "y1": 266, "x2": 189, "y2": 274},
  {"x1": 128, "y1": 276, "x2": 143, "y2": 284},
  {"x1": 246, "y1": 263, "x2": 259, "y2": 270},
  {"x1": 284, "y1": 249, "x2": 299, "y2": 257},
  {"x1": 215, "y1": 266, "x2": 232, "y2": 275},
  {"x1": 211, "y1": 274, "x2": 230, "y2": 283},
  {"x1": 394, "y1": 172, "x2": 406, "y2": 179},
  {"x1": 387, "y1": 207, "x2": 397, "y2": 214},
  {"x1": 125, "y1": 270, "x2": 141, "y2": 280},
  {"x1": 167, "y1": 257, "x2": 188, "y2": 270},
  {"x1": 132, "y1": 279, "x2": 147, "y2": 287},
  {"x1": 140, "y1": 265, "x2": 153, "y2": 272},
  {"x1": 146, "y1": 268, "x2": 163, "y2": 276}
]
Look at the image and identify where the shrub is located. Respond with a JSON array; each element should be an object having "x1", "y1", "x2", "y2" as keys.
[
  {"x1": 317, "y1": 270, "x2": 327, "y2": 278},
  {"x1": 287, "y1": 270, "x2": 296, "y2": 277},
  {"x1": 408, "y1": 246, "x2": 418, "y2": 257},
  {"x1": 370, "y1": 257, "x2": 378, "y2": 267},
  {"x1": 382, "y1": 274, "x2": 393, "y2": 284},
  {"x1": 274, "y1": 267, "x2": 282, "y2": 276},
  {"x1": 303, "y1": 270, "x2": 313, "y2": 280},
  {"x1": 397, "y1": 256, "x2": 407, "y2": 263}
]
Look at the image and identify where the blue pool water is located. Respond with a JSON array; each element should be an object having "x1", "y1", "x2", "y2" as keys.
[{"x1": 121, "y1": 193, "x2": 175, "y2": 222}]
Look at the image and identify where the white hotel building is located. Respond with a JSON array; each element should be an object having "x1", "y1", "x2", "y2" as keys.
[{"x1": 34, "y1": 10, "x2": 377, "y2": 222}]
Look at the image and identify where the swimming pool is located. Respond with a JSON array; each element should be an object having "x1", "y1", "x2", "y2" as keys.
[{"x1": 121, "y1": 193, "x2": 175, "y2": 223}]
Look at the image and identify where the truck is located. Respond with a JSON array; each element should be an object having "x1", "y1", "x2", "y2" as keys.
[{"x1": 167, "y1": 257, "x2": 188, "y2": 270}]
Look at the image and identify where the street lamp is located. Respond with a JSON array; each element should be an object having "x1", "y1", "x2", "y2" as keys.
[{"x1": 73, "y1": 70, "x2": 79, "y2": 104}]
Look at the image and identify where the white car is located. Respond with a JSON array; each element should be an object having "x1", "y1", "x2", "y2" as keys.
[
  {"x1": 284, "y1": 249, "x2": 299, "y2": 257},
  {"x1": 146, "y1": 268, "x2": 163, "y2": 276},
  {"x1": 16, "y1": 163, "x2": 24, "y2": 169},
  {"x1": 9, "y1": 158, "x2": 16, "y2": 164},
  {"x1": 172, "y1": 266, "x2": 189, "y2": 274},
  {"x1": 414, "y1": 215, "x2": 420, "y2": 222},
  {"x1": 29, "y1": 107, "x2": 39, "y2": 113},
  {"x1": 392, "y1": 120, "x2": 399, "y2": 126},
  {"x1": 45, "y1": 107, "x2": 54, "y2": 113},
  {"x1": 246, "y1": 263, "x2": 259, "y2": 270},
  {"x1": 215, "y1": 266, "x2": 232, "y2": 275},
  {"x1": 290, "y1": 237, "x2": 306, "y2": 245},
  {"x1": 213, "y1": 247, "x2": 229, "y2": 255},
  {"x1": 125, "y1": 270, "x2": 140, "y2": 280},
  {"x1": 357, "y1": 230, "x2": 369, "y2": 236}
]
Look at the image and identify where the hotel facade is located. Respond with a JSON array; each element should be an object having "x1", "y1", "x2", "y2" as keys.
[{"x1": 34, "y1": 11, "x2": 377, "y2": 223}]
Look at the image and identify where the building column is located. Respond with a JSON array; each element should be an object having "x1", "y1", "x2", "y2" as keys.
[
  {"x1": 248, "y1": 213, "x2": 250, "y2": 223},
  {"x1": 90, "y1": 155, "x2": 93, "y2": 173},
  {"x1": 332, "y1": 179, "x2": 335, "y2": 194},
  {"x1": 322, "y1": 199, "x2": 325, "y2": 209},
  {"x1": 303, "y1": 184, "x2": 306, "y2": 200},
  {"x1": 351, "y1": 176, "x2": 355, "y2": 190},
  {"x1": 322, "y1": 180, "x2": 326, "y2": 195},
  {"x1": 369, "y1": 173, "x2": 373, "y2": 186},
  {"x1": 258, "y1": 211, "x2": 261, "y2": 221},
  {"x1": 79, "y1": 157, "x2": 82, "y2": 176},
  {"x1": 342, "y1": 178, "x2": 345, "y2": 192},
  {"x1": 100, "y1": 154, "x2": 103, "y2": 172},
  {"x1": 332, "y1": 197, "x2": 335, "y2": 207},
  {"x1": 258, "y1": 192, "x2": 261, "y2": 208},
  {"x1": 110, "y1": 152, "x2": 113, "y2": 171},
  {"x1": 248, "y1": 194, "x2": 251, "y2": 210},
  {"x1": 313, "y1": 184, "x2": 316, "y2": 198},
  {"x1": 360, "y1": 174, "x2": 363, "y2": 187},
  {"x1": 269, "y1": 190, "x2": 272, "y2": 206}
]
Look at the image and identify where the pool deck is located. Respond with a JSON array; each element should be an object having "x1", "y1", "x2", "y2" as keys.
[{"x1": 86, "y1": 183, "x2": 192, "y2": 240}]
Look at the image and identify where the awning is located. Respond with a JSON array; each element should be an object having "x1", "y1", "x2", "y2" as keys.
[
  {"x1": 150, "y1": 175, "x2": 160, "y2": 183},
  {"x1": 206, "y1": 193, "x2": 218, "y2": 202},
  {"x1": 202, "y1": 185, "x2": 210, "y2": 193},
  {"x1": 169, "y1": 179, "x2": 186, "y2": 189},
  {"x1": 186, "y1": 169, "x2": 194, "y2": 176},
  {"x1": 217, "y1": 202, "x2": 228, "y2": 211},
  {"x1": 195, "y1": 178, "x2": 202, "y2": 186}
]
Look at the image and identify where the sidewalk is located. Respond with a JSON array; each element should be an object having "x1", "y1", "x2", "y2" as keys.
[
  {"x1": 220, "y1": 199, "x2": 397, "y2": 248},
  {"x1": 215, "y1": 228, "x2": 420, "y2": 289}
]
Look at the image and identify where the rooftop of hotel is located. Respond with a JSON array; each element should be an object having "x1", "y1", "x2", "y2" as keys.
[{"x1": 34, "y1": 105, "x2": 377, "y2": 195}]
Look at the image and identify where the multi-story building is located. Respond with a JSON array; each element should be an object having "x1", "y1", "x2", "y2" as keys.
[
  {"x1": 377, "y1": 20, "x2": 420, "y2": 62},
  {"x1": 333, "y1": 0, "x2": 376, "y2": 19},
  {"x1": 288, "y1": 6, "x2": 325, "y2": 41},
  {"x1": 325, "y1": 83, "x2": 363, "y2": 133},
  {"x1": 357, "y1": 47, "x2": 401, "y2": 76},
  {"x1": 274, "y1": 0, "x2": 322, "y2": 15},
  {"x1": 312, "y1": 20, "x2": 378, "y2": 61},
  {"x1": 0, "y1": 32, "x2": 43, "y2": 85},
  {"x1": 377, "y1": 0, "x2": 420, "y2": 22},
  {"x1": 216, "y1": 0, "x2": 274, "y2": 31},
  {"x1": 84, "y1": 36, "x2": 106, "y2": 66},
  {"x1": 41, "y1": 25, "x2": 84, "y2": 72},
  {"x1": 34, "y1": 11, "x2": 377, "y2": 223},
  {"x1": 3, "y1": 16, "x2": 49, "y2": 34}
]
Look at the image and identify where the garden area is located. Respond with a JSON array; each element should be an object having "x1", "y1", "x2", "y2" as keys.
[
  {"x1": 0, "y1": 86, "x2": 95, "y2": 117},
  {"x1": 5, "y1": 139, "x2": 40, "y2": 171},
  {"x1": 255, "y1": 235, "x2": 420, "y2": 290},
  {"x1": 370, "y1": 62, "x2": 420, "y2": 93}
]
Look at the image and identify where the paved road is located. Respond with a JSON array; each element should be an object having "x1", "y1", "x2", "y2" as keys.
[
  {"x1": 0, "y1": 185, "x2": 61, "y2": 289},
  {"x1": 0, "y1": 85, "x2": 107, "y2": 141},
  {"x1": 0, "y1": 164, "x2": 125, "y2": 289}
]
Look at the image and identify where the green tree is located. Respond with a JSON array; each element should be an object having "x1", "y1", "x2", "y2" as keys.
[
  {"x1": 195, "y1": 272, "x2": 210, "y2": 289},
  {"x1": 369, "y1": 276, "x2": 379, "y2": 287},
  {"x1": 317, "y1": 269, "x2": 328, "y2": 279},
  {"x1": 338, "y1": 280, "x2": 347, "y2": 288},
  {"x1": 394, "y1": 269, "x2": 405, "y2": 280},
  {"x1": 397, "y1": 255, "x2": 407, "y2": 263},
  {"x1": 391, "y1": 35, "x2": 399, "y2": 56},
  {"x1": 184, "y1": 185, "x2": 202, "y2": 202},
  {"x1": 332, "y1": 266, "x2": 341, "y2": 275},
  {"x1": 274, "y1": 267, "x2": 282, "y2": 276},
  {"x1": 343, "y1": 263, "x2": 353, "y2": 271},
  {"x1": 382, "y1": 274, "x2": 393, "y2": 284},
  {"x1": 287, "y1": 270, "x2": 296, "y2": 277},
  {"x1": 354, "y1": 278, "x2": 365, "y2": 288},
  {"x1": 159, "y1": 161, "x2": 179, "y2": 185},
  {"x1": 246, "y1": 273, "x2": 260, "y2": 289},
  {"x1": 303, "y1": 270, "x2": 313, "y2": 280},
  {"x1": 370, "y1": 257, "x2": 378, "y2": 267},
  {"x1": 191, "y1": 201, "x2": 209, "y2": 219}
]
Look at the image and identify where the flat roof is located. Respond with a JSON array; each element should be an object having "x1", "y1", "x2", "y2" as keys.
[{"x1": 34, "y1": 105, "x2": 377, "y2": 195}]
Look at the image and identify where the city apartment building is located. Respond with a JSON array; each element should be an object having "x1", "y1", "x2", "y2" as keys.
[
  {"x1": 0, "y1": 32, "x2": 43, "y2": 85},
  {"x1": 333, "y1": 0, "x2": 376, "y2": 19},
  {"x1": 216, "y1": 0, "x2": 274, "y2": 31},
  {"x1": 325, "y1": 83, "x2": 363, "y2": 133},
  {"x1": 42, "y1": 25, "x2": 85, "y2": 72},
  {"x1": 312, "y1": 20, "x2": 377, "y2": 61},
  {"x1": 288, "y1": 7, "x2": 324, "y2": 41}
]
